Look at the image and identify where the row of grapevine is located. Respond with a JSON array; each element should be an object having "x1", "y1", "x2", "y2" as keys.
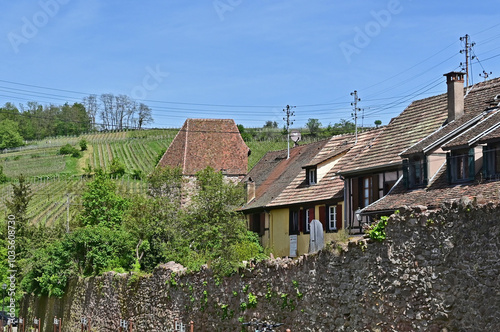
[
  {"x1": 0, "y1": 176, "x2": 149, "y2": 227},
  {"x1": 89, "y1": 138, "x2": 171, "y2": 174}
]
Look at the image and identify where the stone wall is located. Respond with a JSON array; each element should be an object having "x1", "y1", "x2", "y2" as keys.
[{"x1": 21, "y1": 200, "x2": 500, "y2": 331}]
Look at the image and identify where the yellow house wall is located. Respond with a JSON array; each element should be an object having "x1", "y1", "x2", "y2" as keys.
[
  {"x1": 262, "y1": 202, "x2": 346, "y2": 257},
  {"x1": 269, "y1": 208, "x2": 291, "y2": 257}
]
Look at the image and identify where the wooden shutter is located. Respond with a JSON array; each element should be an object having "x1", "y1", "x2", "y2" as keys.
[
  {"x1": 483, "y1": 146, "x2": 490, "y2": 178},
  {"x1": 372, "y1": 174, "x2": 379, "y2": 201},
  {"x1": 260, "y1": 212, "x2": 265, "y2": 236},
  {"x1": 446, "y1": 152, "x2": 452, "y2": 183},
  {"x1": 319, "y1": 205, "x2": 326, "y2": 230},
  {"x1": 298, "y1": 209, "x2": 304, "y2": 233},
  {"x1": 336, "y1": 206, "x2": 342, "y2": 230},
  {"x1": 468, "y1": 148, "x2": 475, "y2": 181},
  {"x1": 351, "y1": 177, "x2": 359, "y2": 210},
  {"x1": 402, "y1": 159, "x2": 409, "y2": 188}
]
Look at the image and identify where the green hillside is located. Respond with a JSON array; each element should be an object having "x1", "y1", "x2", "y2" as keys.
[{"x1": 0, "y1": 129, "x2": 297, "y2": 228}]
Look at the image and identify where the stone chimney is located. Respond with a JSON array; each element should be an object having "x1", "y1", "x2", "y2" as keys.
[
  {"x1": 444, "y1": 72, "x2": 465, "y2": 122},
  {"x1": 246, "y1": 177, "x2": 255, "y2": 203}
]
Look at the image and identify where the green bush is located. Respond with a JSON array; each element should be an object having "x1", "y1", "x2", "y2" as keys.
[
  {"x1": 59, "y1": 144, "x2": 81, "y2": 158},
  {"x1": 79, "y1": 139, "x2": 88, "y2": 151},
  {"x1": 366, "y1": 216, "x2": 388, "y2": 241}
]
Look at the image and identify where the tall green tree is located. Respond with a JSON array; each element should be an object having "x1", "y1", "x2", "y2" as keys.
[
  {"x1": 0, "y1": 119, "x2": 24, "y2": 149},
  {"x1": 6, "y1": 174, "x2": 32, "y2": 239},
  {"x1": 80, "y1": 169, "x2": 129, "y2": 228},
  {"x1": 182, "y1": 167, "x2": 265, "y2": 275},
  {"x1": 306, "y1": 118, "x2": 322, "y2": 137}
]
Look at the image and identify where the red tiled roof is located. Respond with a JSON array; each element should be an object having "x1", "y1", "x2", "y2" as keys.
[
  {"x1": 268, "y1": 129, "x2": 383, "y2": 208},
  {"x1": 240, "y1": 140, "x2": 328, "y2": 212},
  {"x1": 157, "y1": 118, "x2": 249, "y2": 176}
]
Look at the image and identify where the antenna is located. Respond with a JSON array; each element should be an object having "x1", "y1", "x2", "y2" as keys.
[{"x1": 283, "y1": 105, "x2": 296, "y2": 159}]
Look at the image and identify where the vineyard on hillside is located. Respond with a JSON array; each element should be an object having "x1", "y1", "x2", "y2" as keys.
[{"x1": 0, "y1": 128, "x2": 321, "y2": 228}]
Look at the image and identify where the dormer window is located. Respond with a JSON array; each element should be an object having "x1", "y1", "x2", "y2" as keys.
[
  {"x1": 403, "y1": 155, "x2": 427, "y2": 188},
  {"x1": 482, "y1": 144, "x2": 500, "y2": 178},
  {"x1": 447, "y1": 148, "x2": 475, "y2": 183},
  {"x1": 307, "y1": 167, "x2": 317, "y2": 185}
]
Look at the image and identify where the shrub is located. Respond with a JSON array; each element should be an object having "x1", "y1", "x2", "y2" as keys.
[
  {"x1": 59, "y1": 144, "x2": 81, "y2": 158},
  {"x1": 366, "y1": 216, "x2": 388, "y2": 241},
  {"x1": 109, "y1": 158, "x2": 126, "y2": 178},
  {"x1": 79, "y1": 139, "x2": 88, "y2": 151}
]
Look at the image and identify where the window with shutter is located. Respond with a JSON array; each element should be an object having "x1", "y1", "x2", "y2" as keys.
[{"x1": 448, "y1": 148, "x2": 475, "y2": 183}]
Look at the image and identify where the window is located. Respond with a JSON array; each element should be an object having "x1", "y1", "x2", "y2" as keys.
[
  {"x1": 305, "y1": 208, "x2": 311, "y2": 232},
  {"x1": 328, "y1": 205, "x2": 337, "y2": 231},
  {"x1": 250, "y1": 213, "x2": 261, "y2": 234},
  {"x1": 307, "y1": 168, "x2": 317, "y2": 185},
  {"x1": 403, "y1": 156, "x2": 427, "y2": 188},
  {"x1": 483, "y1": 145, "x2": 500, "y2": 178},
  {"x1": 289, "y1": 210, "x2": 299, "y2": 235},
  {"x1": 362, "y1": 177, "x2": 372, "y2": 208},
  {"x1": 447, "y1": 148, "x2": 474, "y2": 183},
  {"x1": 303, "y1": 207, "x2": 314, "y2": 233}
]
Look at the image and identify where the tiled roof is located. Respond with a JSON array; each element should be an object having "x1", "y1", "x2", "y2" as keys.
[
  {"x1": 442, "y1": 109, "x2": 500, "y2": 150},
  {"x1": 403, "y1": 78, "x2": 500, "y2": 154},
  {"x1": 477, "y1": 126, "x2": 500, "y2": 144},
  {"x1": 269, "y1": 129, "x2": 383, "y2": 208},
  {"x1": 340, "y1": 93, "x2": 448, "y2": 174},
  {"x1": 363, "y1": 78, "x2": 500, "y2": 213},
  {"x1": 157, "y1": 118, "x2": 249, "y2": 176},
  {"x1": 363, "y1": 165, "x2": 500, "y2": 213},
  {"x1": 240, "y1": 140, "x2": 328, "y2": 212}
]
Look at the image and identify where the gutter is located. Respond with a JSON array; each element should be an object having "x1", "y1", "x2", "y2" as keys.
[{"x1": 338, "y1": 162, "x2": 402, "y2": 177}]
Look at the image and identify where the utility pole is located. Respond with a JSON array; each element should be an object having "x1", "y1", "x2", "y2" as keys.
[
  {"x1": 460, "y1": 34, "x2": 475, "y2": 90},
  {"x1": 350, "y1": 90, "x2": 361, "y2": 144},
  {"x1": 283, "y1": 105, "x2": 296, "y2": 159},
  {"x1": 66, "y1": 194, "x2": 70, "y2": 233}
]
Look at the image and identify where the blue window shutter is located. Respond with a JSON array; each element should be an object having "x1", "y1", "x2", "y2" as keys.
[
  {"x1": 482, "y1": 146, "x2": 490, "y2": 178},
  {"x1": 402, "y1": 159, "x2": 409, "y2": 188},
  {"x1": 468, "y1": 148, "x2": 475, "y2": 180},
  {"x1": 446, "y1": 152, "x2": 452, "y2": 184}
]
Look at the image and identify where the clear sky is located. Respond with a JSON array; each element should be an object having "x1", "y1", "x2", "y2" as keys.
[{"x1": 1, "y1": 0, "x2": 499, "y2": 129}]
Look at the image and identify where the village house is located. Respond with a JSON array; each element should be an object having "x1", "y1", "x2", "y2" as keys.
[
  {"x1": 362, "y1": 73, "x2": 500, "y2": 215},
  {"x1": 240, "y1": 130, "x2": 381, "y2": 257},
  {"x1": 336, "y1": 72, "x2": 500, "y2": 232},
  {"x1": 157, "y1": 118, "x2": 249, "y2": 178},
  {"x1": 157, "y1": 118, "x2": 250, "y2": 203}
]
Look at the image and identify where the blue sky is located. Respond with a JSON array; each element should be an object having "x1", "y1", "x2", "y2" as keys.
[{"x1": 1, "y1": 0, "x2": 499, "y2": 129}]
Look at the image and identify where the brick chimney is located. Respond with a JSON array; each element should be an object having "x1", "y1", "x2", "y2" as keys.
[{"x1": 444, "y1": 72, "x2": 465, "y2": 122}]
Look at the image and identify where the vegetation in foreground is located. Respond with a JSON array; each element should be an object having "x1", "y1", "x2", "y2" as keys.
[{"x1": 1, "y1": 166, "x2": 266, "y2": 299}]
